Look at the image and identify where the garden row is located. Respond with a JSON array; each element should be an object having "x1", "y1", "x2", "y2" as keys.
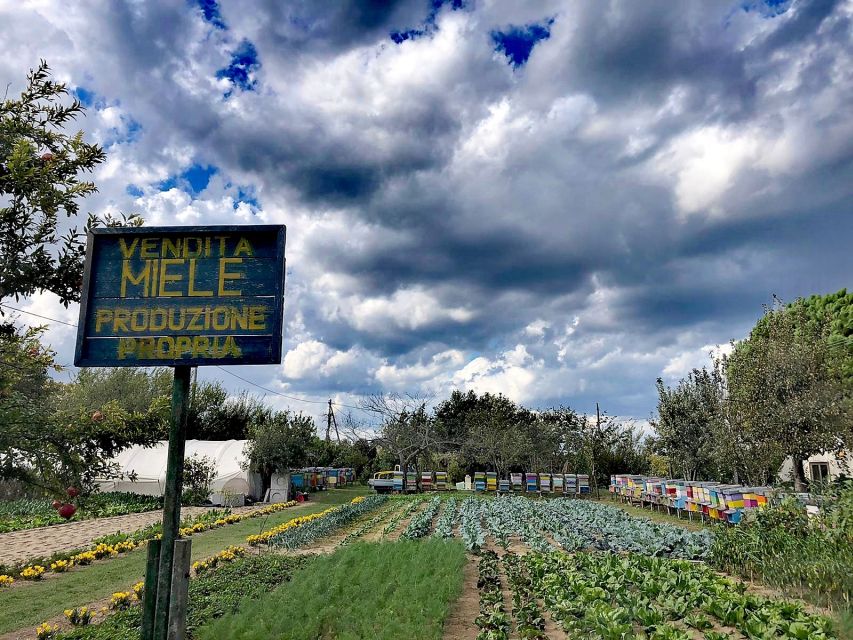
[
  {"x1": 0, "y1": 492, "x2": 162, "y2": 533},
  {"x1": 526, "y1": 551, "x2": 837, "y2": 639},
  {"x1": 450, "y1": 495, "x2": 711, "y2": 559}
]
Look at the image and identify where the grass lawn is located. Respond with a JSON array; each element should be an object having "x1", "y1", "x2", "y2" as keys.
[
  {"x1": 198, "y1": 539, "x2": 466, "y2": 640},
  {"x1": 0, "y1": 486, "x2": 370, "y2": 635},
  {"x1": 592, "y1": 495, "x2": 708, "y2": 532}
]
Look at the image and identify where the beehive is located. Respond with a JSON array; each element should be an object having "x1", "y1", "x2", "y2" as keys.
[{"x1": 486, "y1": 472, "x2": 498, "y2": 491}]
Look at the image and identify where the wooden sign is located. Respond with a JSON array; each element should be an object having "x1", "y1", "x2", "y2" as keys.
[{"x1": 74, "y1": 225, "x2": 286, "y2": 366}]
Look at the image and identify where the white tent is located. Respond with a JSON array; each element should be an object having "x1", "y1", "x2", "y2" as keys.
[{"x1": 97, "y1": 440, "x2": 263, "y2": 500}]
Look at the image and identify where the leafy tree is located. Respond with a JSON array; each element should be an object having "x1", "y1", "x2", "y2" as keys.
[
  {"x1": 0, "y1": 61, "x2": 105, "y2": 310},
  {"x1": 60, "y1": 367, "x2": 172, "y2": 419},
  {"x1": 243, "y1": 411, "x2": 316, "y2": 489},
  {"x1": 652, "y1": 368, "x2": 722, "y2": 481},
  {"x1": 0, "y1": 327, "x2": 166, "y2": 495},
  {"x1": 725, "y1": 301, "x2": 851, "y2": 491},
  {"x1": 187, "y1": 383, "x2": 268, "y2": 440}
]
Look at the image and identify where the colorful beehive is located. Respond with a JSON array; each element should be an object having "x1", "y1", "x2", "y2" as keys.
[
  {"x1": 326, "y1": 468, "x2": 339, "y2": 488},
  {"x1": 626, "y1": 475, "x2": 645, "y2": 499},
  {"x1": 498, "y1": 478, "x2": 511, "y2": 492},
  {"x1": 577, "y1": 474, "x2": 590, "y2": 495},
  {"x1": 435, "y1": 471, "x2": 448, "y2": 491},
  {"x1": 525, "y1": 473, "x2": 538, "y2": 492},
  {"x1": 552, "y1": 474, "x2": 565, "y2": 493},
  {"x1": 421, "y1": 471, "x2": 435, "y2": 491},
  {"x1": 510, "y1": 473, "x2": 523, "y2": 491},
  {"x1": 393, "y1": 470, "x2": 405, "y2": 492},
  {"x1": 486, "y1": 472, "x2": 498, "y2": 491},
  {"x1": 474, "y1": 471, "x2": 487, "y2": 492},
  {"x1": 406, "y1": 472, "x2": 418, "y2": 492},
  {"x1": 539, "y1": 473, "x2": 552, "y2": 493},
  {"x1": 667, "y1": 480, "x2": 688, "y2": 509},
  {"x1": 291, "y1": 471, "x2": 305, "y2": 490},
  {"x1": 564, "y1": 474, "x2": 577, "y2": 494}
]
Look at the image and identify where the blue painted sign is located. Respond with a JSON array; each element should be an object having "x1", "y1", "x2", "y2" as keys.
[{"x1": 74, "y1": 225, "x2": 286, "y2": 366}]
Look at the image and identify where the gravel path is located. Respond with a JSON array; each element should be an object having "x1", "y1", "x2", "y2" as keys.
[{"x1": 0, "y1": 506, "x2": 253, "y2": 565}]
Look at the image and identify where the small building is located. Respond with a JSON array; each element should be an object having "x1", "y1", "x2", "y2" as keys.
[{"x1": 779, "y1": 451, "x2": 850, "y2": 483}]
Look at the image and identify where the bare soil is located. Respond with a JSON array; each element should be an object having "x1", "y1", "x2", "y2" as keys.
[{"x1": 442, "y1": 554, "x2": 480, "y2": 640}]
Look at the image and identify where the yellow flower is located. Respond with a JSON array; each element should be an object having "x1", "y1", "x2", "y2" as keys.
[
  {"x1": 110, "y1": 591, "x2": 134, "y2": 610},
  {"x1": 35, "y1": 622, "x2": 59, "y2": 639},
  {"x1": 21, "y1": 565, "x2": 46, "y2": 580},
  {"x1": 50, "y1": 559, "x2": 73, "y2": 573},
  {"x1": 0, "y1": 575, "x2": 14, "y2": 587},
  {"x1": 132, "y1": 581, "x2": 144, "y2": 599}
]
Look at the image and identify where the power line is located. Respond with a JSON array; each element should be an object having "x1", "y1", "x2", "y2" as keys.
[
  {"x1": 0, "y1": 303, "x2": 78, "y2": 327},
  {"x1": 2, "y1": 300, "x2": 367, "y2": 413}
]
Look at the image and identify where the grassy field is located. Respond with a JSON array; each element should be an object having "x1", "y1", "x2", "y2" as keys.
[
  {"x1": 0, "y1": 486, "x2": 370, "y2": 635},
  {"x1": 592, "y1": 495, "x2": 708, "y2": 531},
  {"x1": 198, "y1": 539, "x2": 466, "y2": 640}
]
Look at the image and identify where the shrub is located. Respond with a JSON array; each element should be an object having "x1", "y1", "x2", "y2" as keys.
[{"x1": 182, "y1": 454, "x2": 217, "y2": 506}]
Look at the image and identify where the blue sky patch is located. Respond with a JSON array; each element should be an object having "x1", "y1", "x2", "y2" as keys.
[
  {"x1": 73, "y1": 86, "x2": 96, "y2": 108},
  {"x1": 126, "y1": 184, "x2": 144, "y2": 197},
  {"x1": 159, "y1": 164, "x2": 219, "y2": 196},
  {"x1": 195, "y1": 0, "x2": 226, "y2": 29},
  {"x1": 234, "y1": 185, "x2": 259, "y2": 210},
  {"x1": 216, "y1": 39, "x2": 260, "y2": 96},
  {"x1": 390, "y1": 0, "x2": 465, "y2": 44},
  {"x1": 491, "y1": 20, "x2": 553, "y2": 67}
]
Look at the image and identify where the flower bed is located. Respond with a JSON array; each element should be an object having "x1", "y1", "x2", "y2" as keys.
[
  {"x1": 1, "y1": 501, "x2": 299, "y2": 585},
  {"x1": 0, "y1": 493, "x2": 162, "y2": 533}
]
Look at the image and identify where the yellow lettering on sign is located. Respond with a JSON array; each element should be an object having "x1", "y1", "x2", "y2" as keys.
[
  {"x1": 95, "y1": 309, "x2": 113, "y2": 332},
  {"x1": 234, "y1": 237, "x2": 253, "y2": 257},
  {"x1": 218, "y1": 258, "x2": 242, "y2": 296},
  {"x1": 158, "y1": 259, "x2": 183, "y2": 296},
  {"x1": 248, "y1": 306, "x2": 266, "y2": 330},
  {"x1": 162, "y1": 238, "x2": 182, "y2": 258},
  {"x1": 119, "y1": 238, "x2": 139, "y2": 259},
  {"x1": 187, "y1": 259, "x2": 213, "y2": 297},
  {"x1": 121, "y1": 260, "x2": 151, "y2": 297},
  {"x1": 116, "y1": 336, "x2": 243, "y2": 360},
  {"x1": 140, "y1": 238, "x2": 158, "y2": 258}
]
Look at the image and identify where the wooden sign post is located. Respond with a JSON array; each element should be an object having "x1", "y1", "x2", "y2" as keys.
[{"x1": 74, "y1": 225, "x2": 286, "y2": 640}]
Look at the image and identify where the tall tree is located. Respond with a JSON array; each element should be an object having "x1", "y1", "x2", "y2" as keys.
[
  {"x1": 725, "y1": 300, "x2": 851, "y2": 491},
  {"x1": 652, "y1": 368, "x2": 722, "y2": 481}
]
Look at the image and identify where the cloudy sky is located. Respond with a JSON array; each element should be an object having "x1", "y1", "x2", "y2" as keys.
[{"x1": 2, "y1": 0, "x2": 851, "y2": 424}]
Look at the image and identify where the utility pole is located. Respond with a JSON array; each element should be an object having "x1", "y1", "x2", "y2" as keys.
[{"x1": 326, "y1": 399, "x2": 340, "y2": 442}]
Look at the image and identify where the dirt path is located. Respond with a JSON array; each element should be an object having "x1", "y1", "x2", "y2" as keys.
[
  {"x1": 0, "y1": 506, "x2": 237, "y2": 565},
  {"x1": 442, "y1": 554, "x2": 480, "y2": 640}
]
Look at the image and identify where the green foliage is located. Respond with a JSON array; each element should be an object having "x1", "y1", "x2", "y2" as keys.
[
  {"x1": 0, "y1": 491, "x2": 161, "y2": 534},
  {"x1": 725, "y1": 299, "x2": 851, "y2": 488},
  {"x1": 0, "y1": 326, "x2": 165, "y2": 494},
  {"x1": 653, "y1": 368, "x2": 722, "y2": 481},
  {"x1": 526, "y1": 551, "x2": 837, "y2": 639},
  {"x1": 710, "y1": 481, "x2": 853, "y2": 610},
  {"x1": 59, "y1": 368, "x2": 172, "y2": 419},
  {"x1": 182, "y1": 454, "x2": 217, "y2": 505},
  {"x1": 57, "y1": 554, "x2": 309, "y2": 640},
  {"x1": 0, "y1": 61, "x2": 112, "y2": 308},
  {"x1": 197, "y1": 540, "x2": 466, "y2": 640},
  {"x1": 243, "y1": 409, "x2": 315, "y2": 478}
]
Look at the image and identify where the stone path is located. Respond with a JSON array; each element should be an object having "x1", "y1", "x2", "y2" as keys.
[{"x1": 0, "y1": 506, "x2": 252, "y2": 566}]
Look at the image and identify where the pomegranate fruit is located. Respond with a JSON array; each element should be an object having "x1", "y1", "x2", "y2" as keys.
[
  {"x1": 51, "y1": 499, "x2": 61, "y2": 510},
  {"x1": 58, "y1": 503, "x2": 76, "y2": 519},
  {"x1": 91, "y1": 410, "x2": 104, "y2": 423},
  {"x1": 66, "y1": 486, "x2": 80, "y2": 498}
]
